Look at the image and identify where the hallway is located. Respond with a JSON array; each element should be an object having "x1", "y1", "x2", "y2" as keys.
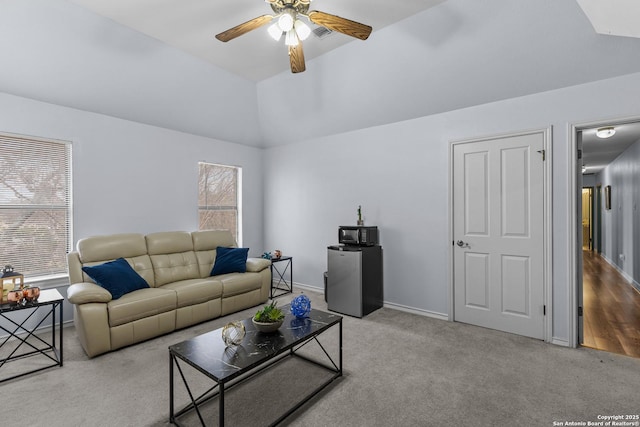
[{"x1": 582, "y1": 250, "x2": 640, "y2": 358}]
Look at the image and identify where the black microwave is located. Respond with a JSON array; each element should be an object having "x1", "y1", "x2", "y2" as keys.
[{"x1": 338, "y1": 226, "x2": 379, "y2": 246}]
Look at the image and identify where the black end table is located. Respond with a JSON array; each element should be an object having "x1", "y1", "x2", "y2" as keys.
[
  {"x1": 270, "y1": 256, "x2": 292, "y2": 298},
  {"x1": 0, "y1": 288, "x2": 64, "y2": 383}
]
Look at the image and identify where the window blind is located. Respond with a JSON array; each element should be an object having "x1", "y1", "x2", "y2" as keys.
[
  {"x1": 0, "y1": 133, "x2": 72, "y2": 279},
  {"x1": 198, "y1": 162, "x2": 241, "y2": 243}
]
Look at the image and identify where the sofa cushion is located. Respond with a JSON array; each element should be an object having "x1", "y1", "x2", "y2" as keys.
[
  {"x1": 146, "y1": 231, "x2": 194, "y2": 255},
  {"x1": 218, "y1": 272, "x2": 261, "y2": 298},
  {"x1": 211, "y1": 247, "x2": 249, "y2": 276},
  {"x1": 150, "y1": 251, "x2": 199, "y2": 287},
  {"x1": 192, "y1": 230, "x2": 237, "y2": 251},
  {"x1": 82, "y1": 258, "x2": 150, "y2": 299},
  {"x1": 160, "y1": 278, "x2": 223, "y2": 308},
  {"x1": 77, "y1": 233, "x2": 147, "y2": 263},
  {"x1": 246, "y1": 258, "x2": 271, "y2": 272},
  {"x1": 193, "y1": 230, "x2": 238, "y2": 277},
  {"x1": 107, "y1": 287, "x2": 177, "y2": 327}
]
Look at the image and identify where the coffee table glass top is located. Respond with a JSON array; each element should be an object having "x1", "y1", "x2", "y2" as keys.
[{"x1": 169, "y1": 305, "x2": 341, "y2": 382}]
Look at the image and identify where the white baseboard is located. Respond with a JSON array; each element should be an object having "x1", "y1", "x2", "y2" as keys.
[
  {"x1": 551, "y1": 337, "x2": 571, "y2": 347},
  {"x1": 283, "y1": 281, "x2": 449, "y2": 321},
  {"x1": 601, "y1": 254, "x2": 637, "y2": 288},
  {"x1": 290, "y1": 282, "x2": 323, "y2": 294},
  {"x1": 383, "y1": 301, "x2": 449, "y2": 321}
]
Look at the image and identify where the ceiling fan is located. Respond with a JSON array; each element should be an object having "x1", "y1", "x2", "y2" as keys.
[{"x1": 215, "y1": 0, "x2": 372, "y2": 74}]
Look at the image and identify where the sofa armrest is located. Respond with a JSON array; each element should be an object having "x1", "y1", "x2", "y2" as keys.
[
  {"x1": 246, "y1": 258, "x2": 271, "y2": 272},
  {"x1": 67, "y1": 282, "x2": 113, "y2": 304}
]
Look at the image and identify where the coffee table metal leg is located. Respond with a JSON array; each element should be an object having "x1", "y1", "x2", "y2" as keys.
[
  {"x1": 339, "y1": 319, "x2": 343, "y2": 375},
  {"x1": 170, "y1": 353, "x2": 175, "y2": 424},
  {"x1": 219, "y1": 382, "x2": 225, "y2": 427}
]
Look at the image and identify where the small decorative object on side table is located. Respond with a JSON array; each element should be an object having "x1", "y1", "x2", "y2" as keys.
[
  {"x1": 2, "y1": 264, "x2": 24, "y2": 302},
  {"x1": 270, "y1": 255, "x2": 293, "y2": 298}
]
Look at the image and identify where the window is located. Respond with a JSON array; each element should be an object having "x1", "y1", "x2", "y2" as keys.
[
  {"x1": 198, "y1": 162, "x2": 242, "y2": 243},
  {"x1": 0, "y1": 132, "x2": 72, "y2": 279}
]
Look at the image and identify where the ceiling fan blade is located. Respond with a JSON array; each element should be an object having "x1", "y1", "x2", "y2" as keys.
[
  {"x1": 289, "y1": 43, "x2": 306, "y2": 73},
  {"x1": 215, "y1": 15, "x2": 273, "y2": 42},
  {"x1": 308, "y1": 10, "x2": 372, "y2": 40}
]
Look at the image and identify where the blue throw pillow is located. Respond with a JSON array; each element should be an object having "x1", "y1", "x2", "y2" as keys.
[
  {"x1": 82, "y1": 257, "x2": 149, "y2": 299},
  {"x1": 211, "y1": 246, "x2": 249, "y2": 276}
]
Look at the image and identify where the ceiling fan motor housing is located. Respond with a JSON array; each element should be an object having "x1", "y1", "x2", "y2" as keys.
[{"x1": 270, "y1": 0, "x2": 311, "y2": 16}]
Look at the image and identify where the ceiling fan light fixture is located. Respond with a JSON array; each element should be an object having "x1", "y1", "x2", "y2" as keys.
[
  {"x1": 596, "y1": 126, "x2": 616, "y2": 138},
  {"x1": 285, "y1": 29, "x2": 299, "y2": 46},
  {"x1": 278, "y1": 11, "x2": 295, "y2": 32},
  {"x1": 294, "y1": 19, "x2": 311, "y2": 40},
  {"x1": 268, "y1": 23, "x2": 283, "y2": 41}
]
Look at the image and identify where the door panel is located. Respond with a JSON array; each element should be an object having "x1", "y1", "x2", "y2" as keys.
[
  {"x1": 502, "y1": 147, "x2": 529, "y2": 236},
  {"x1": 453, "y1": 132, "x2": 545, "y2": 339},
  {"x1": 464, "y1": 252, "x2": 490, "y2": 309},
  {"x1": 465, "y1": 151, "x2": 489, "y2": 235},
  {"x1": 501, "y1": 255, "x2": 529, "y2": 316}
]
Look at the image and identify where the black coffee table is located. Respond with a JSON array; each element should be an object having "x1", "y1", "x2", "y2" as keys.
[{"x1": 169, "y1": 305, "x2": 342, "y2": 426}]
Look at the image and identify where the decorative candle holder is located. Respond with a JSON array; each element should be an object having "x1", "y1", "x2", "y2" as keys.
[
  {"x1": 221, "y1": 321, "x2": 246, "y2": 346},
  {"x1": 23, "y1": 287, "x2": 40, "y2": 301},
  {"x1": 7, "y1": 289, "x2": 24, "y2": 304}
]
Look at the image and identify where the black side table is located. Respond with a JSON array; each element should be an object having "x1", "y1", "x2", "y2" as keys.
[
  {"x1": 270, "y1": 256, "x2": 293, "y2": 298},
  {"x1": 0, "y1": 288, "x2": 64, "y2": 383}
]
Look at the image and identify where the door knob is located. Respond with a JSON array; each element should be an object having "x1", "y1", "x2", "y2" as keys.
[{"x1": 456, "y1": 240, "x2": 468, "y2": 248}]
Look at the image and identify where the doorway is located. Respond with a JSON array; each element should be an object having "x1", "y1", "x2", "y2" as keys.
[
  {"x1": 450, "y1": 129, "x2": 551, "y2": 341},
  {"x1": 573, "y1": 119, "x2": 640, "y2": 358}
]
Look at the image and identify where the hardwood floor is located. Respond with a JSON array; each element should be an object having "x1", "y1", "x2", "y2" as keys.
[{"x1": 582, "y1": 250, "x2": 640, "y2": 358}]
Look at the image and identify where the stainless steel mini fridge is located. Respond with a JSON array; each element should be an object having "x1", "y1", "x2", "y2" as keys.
[{"x1": 326, "y1": 245, "x2": 383, "y2": 317}]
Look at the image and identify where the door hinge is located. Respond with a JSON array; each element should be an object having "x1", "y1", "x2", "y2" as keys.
[
  {"x1": 543, "y1": 305, "x2": 546, "y2": 315},
  {"x1": 577, "y1": 149, "x2": 582, "y2": 159},
  {"x1": 578, "y1": 306, "x2": 583, "y2": 316},
  {"x1": 537, "y1": 149, "x2": 546, "y2": 161}
]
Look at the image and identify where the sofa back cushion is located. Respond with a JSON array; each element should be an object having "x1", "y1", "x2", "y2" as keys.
[
  {"x1": 192, "y1": 230, "x2": 238, "y2": 278},
  {"x1": 146, "y1": 231, "x2": 199, "y2": 287},
  {"x1": 77, "y1": 233, "x2": 147, "y2": 263},
  {"x1": 76, "y1": 234, "x2": 155, "y2": 286}
]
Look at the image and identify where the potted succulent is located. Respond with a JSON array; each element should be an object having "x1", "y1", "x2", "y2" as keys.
[{"x1": 252, "y1": 300, "x2": 285, "y2": 333}]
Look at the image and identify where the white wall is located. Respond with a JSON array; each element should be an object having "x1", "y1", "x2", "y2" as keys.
[
  {"x1": 0, "y1": 91, "x2": 265, "y2": 270},
  {"x1": 0, "y1": 91, "x2": 265, "y2": 328},
  {"x1": 264, "y1": 71, "x2": 640, "y2": 344},
  {"x1": 597, "y1": 139, "x2": 640, "y2": 289}
]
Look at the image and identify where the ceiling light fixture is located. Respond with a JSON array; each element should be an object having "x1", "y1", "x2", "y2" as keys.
[
  {"x1": 294, "y1": 20, "x2": 311, "y2": 40},
  {"x1": 285, "y1": 29, "x2": 299, "y2": 46},
  {"x1": 596, "y1": 126, "x2": 616, "y2": 138},
  {"x1": 268, "y1": 23, "x2": 283, "y2": 41},
  {"x1": 216, "y1": 0, "x2": 372, "y2": 74}
]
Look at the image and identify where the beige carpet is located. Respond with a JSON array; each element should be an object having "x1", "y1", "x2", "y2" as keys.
[{"x1": 2, "y1": 289, "x2": 639, "y2": 427}]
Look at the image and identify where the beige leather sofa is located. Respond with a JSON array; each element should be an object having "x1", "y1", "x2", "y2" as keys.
[{"x1": 67, "y1": 230, "x2": 271, "y2": 358}]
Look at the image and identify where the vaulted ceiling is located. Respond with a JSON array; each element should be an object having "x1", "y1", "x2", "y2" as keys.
[
  {"x1": 2, "y1": 0, "x2": 640, "y2": 151},
  {"x1": 67, "y1": 0, "x2": 447, "y2": 81}
]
